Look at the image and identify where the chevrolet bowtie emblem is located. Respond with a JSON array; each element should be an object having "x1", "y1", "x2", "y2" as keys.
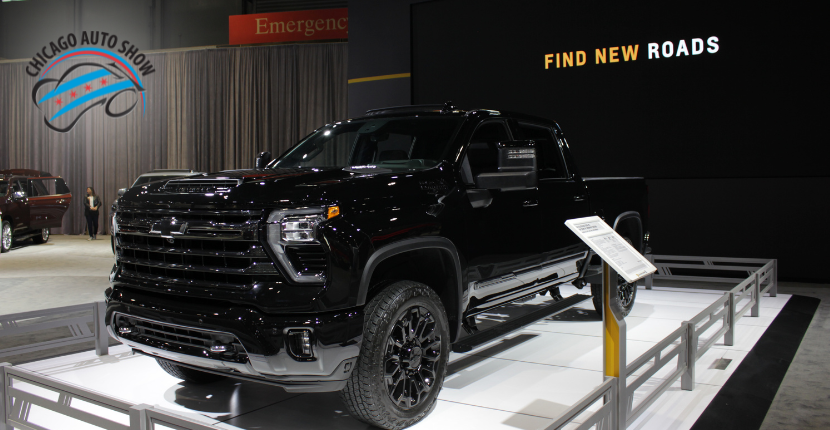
[{"x1": 149, "y1": 219, "x2": 188, "y2": 238}]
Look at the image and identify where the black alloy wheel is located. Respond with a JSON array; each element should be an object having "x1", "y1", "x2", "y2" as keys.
[
  {"x1": 591, "y1": 274, "x2": 638, "y2": 318},
  {"x1": 385, "y1": 305, "x2": 443, "y2": 409},
  {"x1": 1, "y1": 221, "x2": 12, "y2": 252},
  {"x1": 341, "y1": 281, "x2": 449, "y2": 430},
  {"x1": 590, "y1": 236, "x2": 638, "y2": 318}
]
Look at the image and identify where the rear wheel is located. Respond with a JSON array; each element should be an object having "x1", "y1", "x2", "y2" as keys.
[
  {"x1": 155, "y1": 358, "x2": 226, "y2": 384},
  {"x1": 340, "y1": 281, "x2": 449, "y2": 430},
  {"x1": 1, "y1": 221, "x2": 12, "y2": 253},
  {"x1": 591, "y1": 274, "x2": 637, "y2": 318},
  {"x1": 32, "y1": 228, "x2": 50, "y2": 244}
]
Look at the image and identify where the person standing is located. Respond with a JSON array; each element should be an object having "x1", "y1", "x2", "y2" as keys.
[{"x1": 84, "y1": 187, "x2": 101, "y2": 240}]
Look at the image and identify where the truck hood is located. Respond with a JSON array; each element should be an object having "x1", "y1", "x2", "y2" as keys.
[{"x1": 118, "y1": 166, "x2": 451, "y2": 209}]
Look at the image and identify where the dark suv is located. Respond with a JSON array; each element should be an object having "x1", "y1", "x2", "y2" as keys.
[
  {"x1": 107, "y1": 105, "x2": 648, "y2": 429},
  {"x1": 0, "y1": 169, "x2": 72, "y2": 252}
]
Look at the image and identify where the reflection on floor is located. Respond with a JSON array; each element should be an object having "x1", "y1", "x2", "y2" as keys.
[{"x1": 15, "y1": 284, "x2": 790, "y2": 430}]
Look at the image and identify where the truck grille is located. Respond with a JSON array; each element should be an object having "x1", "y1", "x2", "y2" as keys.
[
  {"x1": 115, "y1": 208, "x2": 281, "y2": 290},
  {"x1": 114, "y1": 313, "x2": 248, "y2": 363}
]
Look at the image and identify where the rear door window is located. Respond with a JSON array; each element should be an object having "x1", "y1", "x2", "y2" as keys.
[{"x1": 517, "y1": 122, "x2": 567, "y2": 179}]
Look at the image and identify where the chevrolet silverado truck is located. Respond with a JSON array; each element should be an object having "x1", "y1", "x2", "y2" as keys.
[
  {"x1": 0, "y1": 169, "x2": 72, "y2": 252},
  {"x1": 106, "y1": 104, "x2": 648, "y2": 429}
]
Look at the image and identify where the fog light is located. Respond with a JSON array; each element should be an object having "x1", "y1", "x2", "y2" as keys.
[
  {"x1": 118, "y1": 327, "x2": 133, "y2": 334},
  {"x1": 286, "y1": 329, "x2": 315, "y2": 361},
  {"x1": 210, "y1": 345, "x2": 229, "y2": 353}
]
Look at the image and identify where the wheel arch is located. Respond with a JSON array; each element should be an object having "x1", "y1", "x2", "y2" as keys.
[
  {"x1": 358, "y1": 237, "x2": 464, "y2": 342},
  {"x1": 613, "y1": 211, "x2": 643, "y2": 253}
]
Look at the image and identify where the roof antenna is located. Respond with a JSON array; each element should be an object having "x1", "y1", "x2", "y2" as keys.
[{"x1": 440, "y1": 101, "x2": 456, "y2": 114}]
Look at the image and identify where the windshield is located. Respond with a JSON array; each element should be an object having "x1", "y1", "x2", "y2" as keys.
[{"x1": 272, "y1": 116, "x2": 463, "y2": 170}]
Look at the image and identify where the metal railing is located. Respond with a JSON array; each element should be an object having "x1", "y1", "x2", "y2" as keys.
[
  {"x1": 549, "y1": 257, "x2": 777, "y2": 430},
  {"x1": 645, "y1": 254, "x2": 778, "y2": 286},
  {"x1": 0, "y1": 302, "x2": 109, "y2": 359},
  {"x1": 0, "y1": 363, "x2": 221, "y2": 430}
]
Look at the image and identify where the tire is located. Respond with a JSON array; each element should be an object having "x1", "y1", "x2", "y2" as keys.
[
  {"x1": 155, "y1": 358, "x2": 226, "y2": 384},
  {"x1": 32, "y1": 228, "x2": 50, "y2": 244},
  {"x1": 1, "y1": 221, "x2": 12, "y2": 253},
  {"x1": 340, "y1": 281, "x2": 450, "y2": 430},
  {"x1": 591, "y1": 236, "x2": 638, "y2": 318},
  {"x1": 591, "y1": 275, "x2": 637, "y2": 318}
]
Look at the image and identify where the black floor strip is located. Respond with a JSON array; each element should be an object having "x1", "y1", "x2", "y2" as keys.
[{"x1": 690, "y1": 294, "x2": 820, "y2": 430}]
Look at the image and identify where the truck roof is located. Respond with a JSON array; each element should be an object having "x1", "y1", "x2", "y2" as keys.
[
  {"x1": 359, "y1": 102, "x2": 558, "y2": 127},
  {"x1": 0, "y1": 169, "x2": 53, "y2": 178}
]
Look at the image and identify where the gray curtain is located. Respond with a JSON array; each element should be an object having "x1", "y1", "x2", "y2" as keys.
[{"x1": 0, "y1": 43, "x2": 347, "y2": 235}]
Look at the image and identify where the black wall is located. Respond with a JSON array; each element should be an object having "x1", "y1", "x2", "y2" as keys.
[
  {"x1": 410, "y1": 0, "x2": 826, "y2": 281},
  {"x1": 347, "y1": 0, "x2": 425, "y2": 117},
  {"x1": 0, "y1": 0, "x2": 243, "y2": 60}
]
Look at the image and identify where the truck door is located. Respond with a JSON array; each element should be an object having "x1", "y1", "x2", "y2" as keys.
[
  {"x1": 28, "y1": 178, "x2": 72, "y2": 230},
  {"x1": 10, "y1": 179, "x2": 30, "y2": 232},
  {"x1": 518, "y1": 122, "x2": 590, "y2": 266},
  {"x1": 462, "y1": 120, "x2": 542, "y2": 298}
]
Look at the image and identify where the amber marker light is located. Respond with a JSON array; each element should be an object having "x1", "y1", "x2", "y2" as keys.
[{"x1": 327, "y1": 206, "x2": 341, "y2": 219}]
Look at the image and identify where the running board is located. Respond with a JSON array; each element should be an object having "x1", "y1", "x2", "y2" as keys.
[{"x1": 451, "y1": 294, "x2": 592, "y2": 353}]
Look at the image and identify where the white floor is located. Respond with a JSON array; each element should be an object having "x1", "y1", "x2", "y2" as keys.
[{"x1": 12, "y1": 284, "x2": 790, "y2": 430}]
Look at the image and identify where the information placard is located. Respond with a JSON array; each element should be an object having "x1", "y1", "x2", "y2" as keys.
[{"x1": 565, "y1": 216, "x2": 656, "y2": 283}]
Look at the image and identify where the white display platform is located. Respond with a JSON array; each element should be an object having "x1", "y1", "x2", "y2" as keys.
[{"x1": 14, "y1": 284, "x2": 790, "y2": 430}]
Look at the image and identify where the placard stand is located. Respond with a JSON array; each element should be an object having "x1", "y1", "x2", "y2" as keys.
[
  {"x1": 565, "y1": 216, "x2": 655, "y2": 430},
  {"x1": 602, "y1": 262, "x2": 627, "y2": 430}
]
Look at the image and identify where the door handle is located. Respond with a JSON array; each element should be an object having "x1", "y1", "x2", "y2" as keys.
[
  {"x1": 523, "y1": 200, "x2": 538, "y2": 207},
  {"x1": 573, "y1": 195, "x2": 586, "y2": 202}
]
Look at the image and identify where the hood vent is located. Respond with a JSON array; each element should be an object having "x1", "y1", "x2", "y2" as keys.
[{"x1": 162, "y1": 179, "x2": 242, "y2": 194}]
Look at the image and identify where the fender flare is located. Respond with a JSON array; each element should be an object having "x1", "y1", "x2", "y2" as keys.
[
  {"x1": 358, "y1": 236, "x2": 463, "y2": 305},
  {"x1": 357, "y1": 237, "x2": 464, "y2": 340}
]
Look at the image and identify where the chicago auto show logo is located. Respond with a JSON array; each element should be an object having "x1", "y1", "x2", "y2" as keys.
[{"x1": 27, "y1": 32, "x2": 155, "y2": 132}]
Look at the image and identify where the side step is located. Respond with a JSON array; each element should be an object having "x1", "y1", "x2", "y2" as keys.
[{"x1": 451, "y1": 294, "x2": 592, "y2": 353}]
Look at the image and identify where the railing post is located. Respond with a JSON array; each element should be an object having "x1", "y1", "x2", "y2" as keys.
[
  {"x1": 681, "y1": 322, "x2": 696, "y2": 391},
  {"x1": 93, "y1": 301, "x2": 109, "y2": 356},
  {"x1": 771, "y1": 259, "x2": 778, "y2": 297},
  {"x1": 751, "y1": 272, "x2": 760, "y2": 318},
  {"x1": 130, "y1": 403, "x2": 152, "y2": 430},
  {"x1": 724, "y1": 292, "x2": 735, "y2": 346},
  {"x1": 0, "y1": 363, "x2": 9, "y2": 430}
]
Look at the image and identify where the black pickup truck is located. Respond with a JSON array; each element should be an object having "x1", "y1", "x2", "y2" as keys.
[{"x1": 106, "y1": 104, "x2": 648, "y2": 429}]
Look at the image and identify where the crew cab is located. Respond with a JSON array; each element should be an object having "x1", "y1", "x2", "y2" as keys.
[
  {"x1": 106, "y1": 104, "x2": 648, "y2": 429},
  {"x1": 0, "y1": 169, "x2": 72, "y2": 252}
]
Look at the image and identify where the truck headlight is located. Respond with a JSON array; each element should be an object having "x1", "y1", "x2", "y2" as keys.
[
  {"x1": 266, "y1": 209, "x2": 326, "y2": 283},
  {"x1": 280, "y1": 215, "x2": 322, "y2": 243}
]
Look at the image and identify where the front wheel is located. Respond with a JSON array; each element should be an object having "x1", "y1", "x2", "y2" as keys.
[
  {"x1": 340, "y1": 281, "x2": 449, "y2": 430},
  {"x1": 32, "y1": 228, "x2": 50, "y2": 244},
  {"x1": 1, "y1": 221, "x2": 12, "y2": 253}
]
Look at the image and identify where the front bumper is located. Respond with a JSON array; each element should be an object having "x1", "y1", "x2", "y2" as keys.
[{"x1": 106, "y1": 286, "x2": 363, "y2": 392}]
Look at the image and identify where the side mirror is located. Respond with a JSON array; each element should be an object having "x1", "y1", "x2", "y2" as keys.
[
  {"x1": 474, "y1": 140, "x2": 537, "y2": 191},
  {"x1": 117, "y1": 188, "x2": 127, "y2": 197},
  {"x1": 256, "y1": 151, "x2": 272, "y2": 169},
  {"x1": 13, "y1": 191, "x2": 25, "y2": 199}
]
